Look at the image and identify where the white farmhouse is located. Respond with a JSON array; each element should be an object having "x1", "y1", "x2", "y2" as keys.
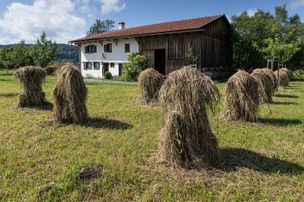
[
  {"x1": 72, "y1": 22, "x2": 139, "y2": 78},
  {"x1": 71, "y1": 15, "x2": 232, "y2": 79}
]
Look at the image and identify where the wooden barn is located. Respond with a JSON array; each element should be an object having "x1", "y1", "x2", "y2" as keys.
[{"x1": 71, "y1": 15, "x2": 232, "y2": 79}]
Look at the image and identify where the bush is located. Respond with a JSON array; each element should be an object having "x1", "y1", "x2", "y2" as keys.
[
  {"x1": 45, "y1": 63, "x2": 61, "y2": 75},
  {"x1": 104, "y1": 71, "x2": 112, "y2": 80},
  {"x1": 292, "y1": 69, "x2": 304, "y2": 80},
  {"x1": 124, "y1": 53, "x2": 148, "y2": 81}
]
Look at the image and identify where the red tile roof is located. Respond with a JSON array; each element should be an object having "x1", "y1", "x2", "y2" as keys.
[{"x1": 71, "y1": 15, "x2": 224, "y2": 43}]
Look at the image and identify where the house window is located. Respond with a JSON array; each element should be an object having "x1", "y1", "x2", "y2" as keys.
[
  {"x1": 83, "y1": 62, "x2": 92, "y2": 70},
  {"x1": 84, "y1": 45, "x2": 97, "y2": 54},
  {"x1": 110, "y1": 63, "x2": 115, "y2": 68},
  {"x1": 93, "y1": 62, "x2": 100, "y2": 70},
  {"x1": 104, "y1": 43, "x2": 112, "y2": 53},
  {"x1": 125, "y1": 43, "x2": 130, "y2": 53}
]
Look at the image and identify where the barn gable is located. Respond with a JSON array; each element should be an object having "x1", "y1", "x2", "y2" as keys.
[{"x1": 138, "y1": 16, "x2": 232, "y2": 76}]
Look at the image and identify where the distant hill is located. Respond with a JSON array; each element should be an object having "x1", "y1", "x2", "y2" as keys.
[{"x1": 0, "y1": 44, "x2": 80, "y2": 63}]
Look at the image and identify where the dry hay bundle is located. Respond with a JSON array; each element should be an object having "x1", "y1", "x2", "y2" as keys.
[
  {"x1": 222, "y1": 70, "x2": 259, "y2": 122},
  {"x1": 138, "y1": 68, "x2": 165, "y2": 105},
  {"x1": 274, "y1": 68, "x2": 290, "y2": 86},
  {"x1": 14, "y1": 66, "x2": 47, "y2": 108},
  {"x1": 260, "y1": 68, "x2": 278, "y2": 91},
  {"x1": 251, "y1": 68, "x2": 274, "y2": 103},
  {"x1": 53, "y1": 63, "x2": 88, "y2": 124},
  {"x1": 281, "y1": 68, "x2": 292, "y2": 78},
  {"x1": 158, "y1": 66, "x2": 221, "y2": 169}
]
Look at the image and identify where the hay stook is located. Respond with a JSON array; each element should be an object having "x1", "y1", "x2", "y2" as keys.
[
  {"x1": 158, "y1": 66, "x2": 220, "y2": 169},
  {"x1": 138, "y1": 68, "x2": 165, "y2": 105},
  {"x1": 260, "y1": 68, "x2": 278, "y2": 91},
  {"x1": 53, "y1": 63, "x2": 88, "y2": 124},
  {"x1": 274, "y1": 68, "x2": 290, "y2": 87},
  {"x1": 251, "y1": 68, "x2": 275, "y2": 103},
  {"x1": 14, "y1": 66, "x2": 47, "y2": 108},
  {"x1": 222, "y1": 70, "x2": 259, "y2": 122}
]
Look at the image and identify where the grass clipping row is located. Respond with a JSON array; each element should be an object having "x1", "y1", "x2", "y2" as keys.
[
  {"x1": 158, "y1": 66, "x2": 221, "y2": 169},
  {"x1": 222, "y1": 70, "x2": 259, "y2": 122},
  {"x1": 138, "y1": 68, "x2": 165, "y2": 105},
  {"x1": 53, "y1": 63, "x2": 88, "y2": 124},
  {"x1": 251, "y1": 68, "x2": 276, "y2": 103},
  {"x1": 14, "y1": 66, "x2": 47, "y2": 108}
]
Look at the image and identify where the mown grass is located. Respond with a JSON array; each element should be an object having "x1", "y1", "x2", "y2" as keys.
[{"x1": 0, "y1": 73, "x2": 303, "y2": 201}]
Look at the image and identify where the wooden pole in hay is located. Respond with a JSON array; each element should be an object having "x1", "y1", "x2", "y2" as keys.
[
  {"x1": 251, "y1": 68, "x2": 275, "y2": 103},
  {"x1": 158, "y1": 66, "x2": 221, "y2": 168},
  {"x1": 222, "y1": 70, "x2": 259, "y2": 122},
  {"x1": 14, "y1": 66, "x2": 47, "y2": 108},
  {"x1": 138, "y1": 68, "x2": 165, "y2": 105},
  {"x1": 53, "y1": 63, "x2": 88, "y2": 124}
]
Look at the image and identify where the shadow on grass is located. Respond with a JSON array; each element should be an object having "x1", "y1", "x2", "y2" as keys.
[
  {"x1": 0, "y1": 77, "x2": 13, "y2": 81},
  {"x1": 88, "y1": 117, "x2": 133, "y2": 130},
  {"x1": 284, "y1": 86, "x2": 299, "y2": 89},
  {"x1": 217, "y1": 148, "x2": 304, "y2": 174},
  {"x1": 258, "y1": 118, "x2": 302, "y2": 126},
  {"x1": 36, "y1": 102, "x2": 53, "y2": 110},
  {"x1": 18, "y1": 101, "x2": 53, "y2": 111},
  {"x1": 273, "y1": 94, "x2": 299, "y2": 98},
  {"x1": 271, "y1": 101, "x2": 298, "y2": 105},
  {"x1": 0, "y1": 93, "x2": 18, "y2": 97},
  {"x1": 291, "y1": 79, "x2": 304, "y2": 82}
]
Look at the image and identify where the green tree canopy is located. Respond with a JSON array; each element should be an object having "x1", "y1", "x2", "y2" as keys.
[
  {"x1": 0, "y1": 41, "x2": 34, "y2": 69},
  {"x1": 124, "y1": 53, "x2": 148, "y2": 80},
  {"x1": 232, "y1": 5, "x2": 304, "y2": 70},
  {"x1": 86, "y1": 19, "x2": 115, "y2": 36},
  {"x1": 31, "y1": 32, "x2": 57, "y2": 68}
]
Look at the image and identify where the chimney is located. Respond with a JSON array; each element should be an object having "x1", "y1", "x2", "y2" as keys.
[{"x1": 118, "y1": 21, "x2": 125, "y2": 30}]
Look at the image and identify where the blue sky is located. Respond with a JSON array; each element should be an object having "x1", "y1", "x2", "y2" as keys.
[{"x1": 0, "y1": 0, "x2": 303, "y2": 44}]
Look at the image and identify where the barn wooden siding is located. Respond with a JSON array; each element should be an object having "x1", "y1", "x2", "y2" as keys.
[{"x1": 138, "y1": 16, "x2": 232, "y2": 75}]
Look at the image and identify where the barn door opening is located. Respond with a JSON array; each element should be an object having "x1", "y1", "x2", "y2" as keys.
[{"x1": 154, "y1": 49, "x2": 166, "y2": 75}]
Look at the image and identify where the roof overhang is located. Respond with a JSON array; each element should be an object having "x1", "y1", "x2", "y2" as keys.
[{"x1": 70, "y1": 28, "x2": 206, "y2": 44}]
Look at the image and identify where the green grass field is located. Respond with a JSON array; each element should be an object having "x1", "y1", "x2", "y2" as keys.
[{"x1": 0, "y1": 73, "x2": 303, "y2": 201}]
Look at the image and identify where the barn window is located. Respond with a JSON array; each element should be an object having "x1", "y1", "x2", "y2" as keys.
[
  {"x1": 93, "y1": 62, "x2": 100, "y2": 70},
  {"x1": 104, "y1": 43, "x2": 112, "y2": 53},
  {"x1": 84, "y1": 45, "x2": 97, "y2": 54},
  {"x1": 110, "y1": 63, "x2": 115, "y2": 68},
  {"x1": 83, "y1": 62, "x2": 92, "y2": 70},
  {"x1": 125, "y1": 43, "x2": 130, "y2": 53}
]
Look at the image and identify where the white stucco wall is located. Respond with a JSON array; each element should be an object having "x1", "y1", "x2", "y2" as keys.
[{"x1": 80, "y1": 38, "x2": 139, "y2": 78}]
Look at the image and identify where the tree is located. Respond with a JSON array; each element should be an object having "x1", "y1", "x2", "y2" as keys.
[
  {"x1": 87, "y1": 19, "x2": 115, "y2": 36},
  {"x1": 0, "y1": 49, "x2": 6, "y2": 69},
  {"x1": 231, "y1": 10, "x2": 273, "y2": 69},
  {"x1": 31, "y1": 32, "x2": 57, "y2": 68},
  {"x1": 0, "y1": 41, "x2": 34, "y2": 69},
  {"x1": 124, "y1": 53, "x2": 148, "y2": 80},
  {"x1": 185, "y1": 48, "x2": 198, "y2": 65},
  {"x1": 255, "y1": 6, "x2": 303, "y2": 68},
  {"x1": 232, "y1": 5, "x2": 304, "y2": 70}
]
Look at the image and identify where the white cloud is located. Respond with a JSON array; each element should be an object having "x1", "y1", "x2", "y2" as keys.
[
  {"x1": 100, "y1": 0, "x2": 126, "y2": 14},
  {"x1": 246, "y1": 8, "x2": 258, "y2": 17},
  {"x1": 226, "y1": 15, "x2": 232, "y2": 23},
  {"x1": 0, "y1": 0, "x2": 86, "y2": 44},
  {"x1": 237, "y1": 8, "x2": 257, "y2": 18},
  {"x1": 288, "y1": 0, "x2": 304, "y2": 9}
]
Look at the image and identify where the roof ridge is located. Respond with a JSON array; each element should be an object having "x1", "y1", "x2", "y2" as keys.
[
  {"x1": 89, "y1": 14, "x2": 223, "y2": 37},
  {"x1": 123, "y1": 14, "x2": 223, "y2": 30},
  {"x1": 71, "y1": 14, "x2": 226, "y2": 42}
]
